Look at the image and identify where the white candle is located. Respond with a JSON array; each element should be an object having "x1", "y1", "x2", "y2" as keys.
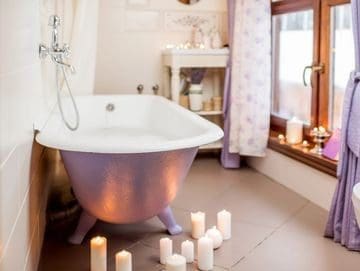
[
  {"x1": 217, "y1": 210, "x2": 231, "y2": 240},
  {"x1": 197, "y1": 236, "x2": 214, "y2": 271},
  {"x1": 191, "y1": 212, "x2": 205, "y2": 239},
  {"x1": 166, "y1": 254, "x2": 186, "y2": 271},
  {"x1": 160, "y1": 237, "x2": 173, "y2": 265},
  {"x1": 286, "y1": 117, "x2": 303, "y2": 144},
  {"x1": 319, "y1": 126, "x2": 326, "y2": 133},
  {"x1": 181, "y1": 240, "x2": 194, "y2": 263},
  {"x1": 90, "y1": 236, "x2": 107, "y2": 271},
  {"x1": 205, "y1": 226, "x2": 223, "y2": 249},
  {"x1": 115, "y1": 250, "x2": 132, "y2": 271}
]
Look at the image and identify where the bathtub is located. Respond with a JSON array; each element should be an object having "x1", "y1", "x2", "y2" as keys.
[{"x1": 36, "y1": 95, "x2": 223, "y2": 244}]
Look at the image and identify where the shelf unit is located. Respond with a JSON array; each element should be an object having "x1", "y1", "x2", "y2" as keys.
[
  {"x1": 196, "y1": 110, "x2": 222, "y2": 116},
  {"x1": 199, "y1": 139, "x2": 223, "y2": 150},
  {"x1": 162, "y1": 48, "x2": 229, "y2": 150}
]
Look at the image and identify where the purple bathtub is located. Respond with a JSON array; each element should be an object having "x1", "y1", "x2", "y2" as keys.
[{"x1": 36, "y1": 95, "x2": 223, "y2": 244}]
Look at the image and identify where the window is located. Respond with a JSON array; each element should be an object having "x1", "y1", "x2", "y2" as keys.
[{"x1": 271, "y1": 0, "x2": 353, "y2": 133}]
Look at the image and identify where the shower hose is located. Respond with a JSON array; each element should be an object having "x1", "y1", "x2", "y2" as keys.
[{"x1": 55, "y1": 64, "x2": 80, "y2": 131}]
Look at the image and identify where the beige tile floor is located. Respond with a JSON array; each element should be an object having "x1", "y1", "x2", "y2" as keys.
[{"x1": 38, "y1": 157, "x2": 360, "y2": 271}]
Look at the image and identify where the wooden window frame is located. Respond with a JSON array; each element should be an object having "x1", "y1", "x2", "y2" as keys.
[{"x1": 269, "y1": 0, "x2": 350, "y2": 175}]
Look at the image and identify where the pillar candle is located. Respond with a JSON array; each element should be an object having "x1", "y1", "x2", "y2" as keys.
[
  {"x1": 115, "y1": 250, "x2": 132, "y2": 271},
  {"x1": 160, "y1": 237, "x2": 173, "y2": 264},
  {"x1": 181, "y1": 240, "x2": 194, "y2": 263},
  {"x1": 191, "y1": 211, "x2": 205, "y2": 239},
  {"x1": 205, "y1": 226, "x2": 223, "y2": 249},
  {"x1": 90, "y1": 236, "x2": 107, "y2": 271},
  {"x1": 286, "y1": 117, "x2": 303, "y2": 144},
  {"x1": 197, "y1": 236, "x2": 213, "y2": 271},
  {"x1": 217, "y1": 210, "x2": 231, "y2": 240},
  {"x1": 165, "y1": 254, "x2": 186, "y2": 271}
]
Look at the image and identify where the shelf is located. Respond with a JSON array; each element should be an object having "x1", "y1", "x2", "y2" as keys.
[
  {"x1": 199, "y1": 139, "x2": 223, "y2": 150},
  {"x1": 268, "y1": 132, "x2": 337, "y2": 177},
  {"x1": 196, "y1": 110, "x2": 222, "y2": 116}
]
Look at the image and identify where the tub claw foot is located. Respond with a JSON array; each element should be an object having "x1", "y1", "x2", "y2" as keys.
[
  {"x1": 68, "y1": 210, "x2": 97, "y2": 245},
  {"x1": 157, "y1": 206, "x2": 183, "y2": 235}
]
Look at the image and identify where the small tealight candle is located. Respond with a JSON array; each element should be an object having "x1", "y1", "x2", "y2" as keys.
[
  {"x1": 278, "y1": 134, "x2": 286, "y2": 144},
  {"x1": 191, "y1": 212, "x2": 205, "y2": 239},
  {"x1": 181, "y1": 240, "x2": 194, "y2": 263},
  {"x1": 197, "y1": 236, "x2": 214, "y2": 271},
  {"x1": 319, "y1": 126, "x2": 326, "y2": 133},
  {"x1": 217, "y1": 210, "x2": 231, "y2": 240},
  {"x1": 205, "y1": 226, "x2": 223, "y2": 249},
  {"x1": 286, "y1": 117, "x2": 303, "y2": 144},
  {"x1": 166, "y1": 254, "x2": 186, "y2": 271},
  {"x1": 115, "y1": 250, "x2": 132, "y2": 271},
  {"x1": 302, "y1": 140, "x2": 309, "y2": 147},
  {"x1": 90, "y1": 236, "x2": 107, "y2": 271},
  {"x1": 160, "y1": 237, "x2": 173, "y2": 265}
]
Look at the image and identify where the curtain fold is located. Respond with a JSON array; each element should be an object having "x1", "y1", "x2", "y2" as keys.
[
  {"x1": 221, "y1": 0, "x2": 241, "y2": 168},
  {"x1": 221, "y1": 0, "x2": 271, "y2": 168},
  {"x1": 325, "y1": 0, "x2": 360, "y2": 251}
]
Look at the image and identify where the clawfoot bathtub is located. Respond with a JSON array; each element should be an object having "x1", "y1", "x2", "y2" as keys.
[{"x1": 36, "y1": 95, "x2": 223, "y2": 244}]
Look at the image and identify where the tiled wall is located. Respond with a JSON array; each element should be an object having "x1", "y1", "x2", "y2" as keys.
[
  {"x1": 0, "y1": 1, "x2": 53, "y2": 270},
  {"x1": 94, "y1": 0, "x2": 228, "y2": 95}
]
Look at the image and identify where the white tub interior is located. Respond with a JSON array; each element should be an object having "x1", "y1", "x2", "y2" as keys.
[{"x1": 35, "y1": 95, "x2": 223, "y2": 153}]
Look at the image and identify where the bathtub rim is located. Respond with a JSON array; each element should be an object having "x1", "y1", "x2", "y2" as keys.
[{"x1": 35, "y1": 95, "x2": 224, "y2": 154}]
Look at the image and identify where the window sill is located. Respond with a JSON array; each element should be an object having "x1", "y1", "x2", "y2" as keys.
[{"x1": 268, "y1": 132, "x2": 337, "y2": 177}]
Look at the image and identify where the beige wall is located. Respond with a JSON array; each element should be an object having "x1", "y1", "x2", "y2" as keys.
[
  {"x1": 94, "y1": 0, "x2": 227, "y2": 95},
  {"x1": 0, "y1": 1, "x2": 53, "y2": 270},
  {"x1": 247, "y1": 149, "x2": 337, "y2": 211}
]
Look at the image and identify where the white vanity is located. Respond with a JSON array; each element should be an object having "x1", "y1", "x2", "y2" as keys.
[
  {"x1": 162, "y1": 48, "x2": 230, "y2": 103},
  {"x1": 162, "y1": 48, "x2": 229, "y2": 150}
]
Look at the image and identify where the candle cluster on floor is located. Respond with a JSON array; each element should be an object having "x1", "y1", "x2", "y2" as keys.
[
  {"x1": 160, "y1": 209, "x2": 232, "y2": 271},
  {"x1": 90, "y1": 236, "x2": 132, "y2": 271},
  {"x1": 89, "y1": 209, "x2": 231, "y2": 271}
]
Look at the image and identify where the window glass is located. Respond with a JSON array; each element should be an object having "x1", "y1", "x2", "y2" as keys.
[{"x1": 271, "y1": 10, "x2": 314, "y2": 124}]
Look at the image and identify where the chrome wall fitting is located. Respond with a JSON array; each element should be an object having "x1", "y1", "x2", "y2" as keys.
[{"x1": 39, "y1": 15, "x2": 75, "y2": 74}]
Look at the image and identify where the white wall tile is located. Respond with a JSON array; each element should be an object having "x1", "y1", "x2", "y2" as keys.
[{"x1": 125, "y1": 10, "x2": 161, "y2": 31}]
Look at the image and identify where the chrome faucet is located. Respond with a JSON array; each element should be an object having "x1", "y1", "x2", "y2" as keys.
[{"x1": 39, "y1": 15, "x2": 75, "y2": 74}]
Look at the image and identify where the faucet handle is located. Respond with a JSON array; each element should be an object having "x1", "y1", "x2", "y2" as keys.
[
  {"x1": 39, "y1": 44, "x2": 49, "y2": 59},
  {"x1": 63, "y1": 44, "x2": 71, "y2": 58},
  {"x1": 137, "y1": 84, "x2": 144, "y2": 94},
  {"x1": 48, "y1": 15, "x2": 61, "y2": 28},
  {"x1": 152, "y1": 84, "x2": 159, "y2": 95}
]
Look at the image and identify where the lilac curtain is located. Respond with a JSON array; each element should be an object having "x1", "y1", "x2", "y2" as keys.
[
  {"x1": 221, "y1": 0, "x2": 241, "y2": 168},
  {"x1": 325, "y1": 0, "x2": 360, "y2": 251}
]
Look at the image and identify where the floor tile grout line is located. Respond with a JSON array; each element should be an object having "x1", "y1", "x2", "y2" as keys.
[{"x1": 230, "y1": 202, "x2": 311, "y2": 269}]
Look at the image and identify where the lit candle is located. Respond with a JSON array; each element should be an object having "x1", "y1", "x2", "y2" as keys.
[
  {"x1": 160, "y1": 237, "x2": 173, "y2": 265},
  {"x1": 217, "y1": 210, "x2": 231, "y2": 240},
  {"x1": 181, "y1": 240, "x2": 194, "y2": 263},
  {"x1": 165, "y1": 254, "x2": 186, "y2": 271},
  {"x1": 197, "y1": 236, "x2": 214, "y2": 271},
  {"x1": 286, "y1": 117, "x2": 303, "y2": 144},
  {"x1": 90, "y1": 236, "x2": 107, "y2": 271},
  {"x1": 205, "y1": 226, "x2": 223, "y2": 249},
  {"x1": 278, "y1": 134, "x2": 286, "y2": 144},
  {"x1": 319, "y1": 126, "x2": 326, "y2": 133},
  {"x1": 191, "y1": 212, "x2": 205, "y2": 239},
  {"x1": 116, "y1": 250, "x2": 132, "y2": 271}
]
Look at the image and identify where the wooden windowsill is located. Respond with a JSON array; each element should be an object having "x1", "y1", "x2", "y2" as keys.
[{"x1": 268, "y1": 132, "x2": 337, "y2": 177}]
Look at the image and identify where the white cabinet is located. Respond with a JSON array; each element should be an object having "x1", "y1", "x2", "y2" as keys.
[
  {"x1": 162, "y1": 48, "x2": 229, "y2": 103},
  {"x1": 162, "y1": 48, "x2": 229, "y2": 150}
]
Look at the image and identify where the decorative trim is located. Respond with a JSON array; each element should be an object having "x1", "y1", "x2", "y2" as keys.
[{"x1": 164, "y1": 12, "x2": 219, "y2": 31}]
